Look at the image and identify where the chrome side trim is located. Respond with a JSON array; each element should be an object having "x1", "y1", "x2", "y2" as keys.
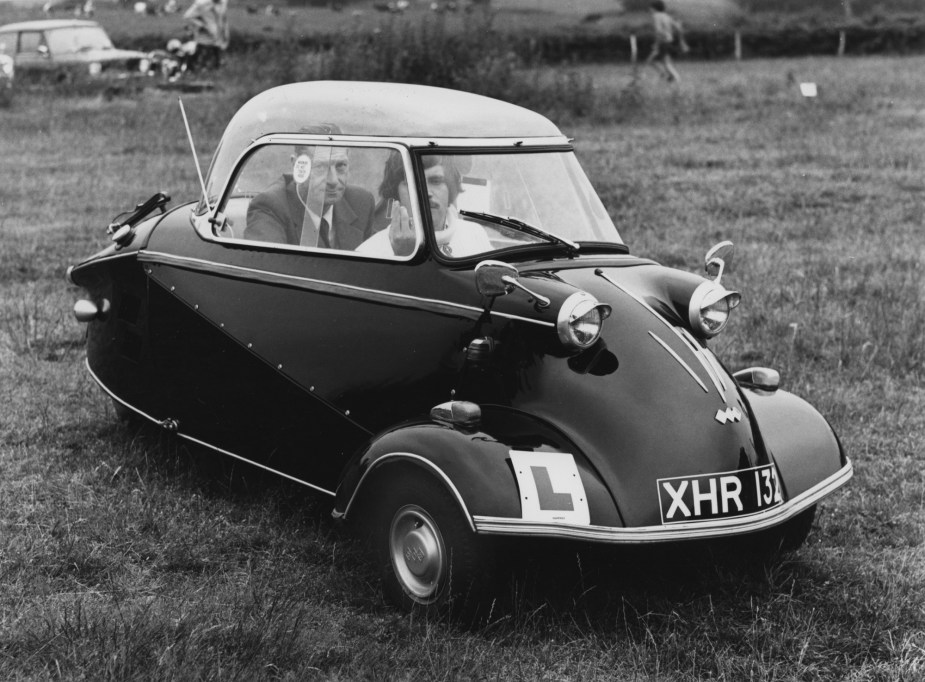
[
  {"x1": 334, "y1": 452, "x2": 476, "y2": 533},
  {"x1": 71, "y1": 251, "x2": 138, "y2": 273},
  {"x1": 680, "y1": 327, "x2": 728, "y2": 398},
  {"x1": 140, "y1": 251, "x2": 555, "y2": 328},
  {"x1": 85, "y1": 360, "x2": 336, "y2": 498},
  {"x1": 473, "y1": 462, "x2": 852, "y2": 543},
  {"x1": 648, "y1": 331, "x2": 709, "y2": 394}
]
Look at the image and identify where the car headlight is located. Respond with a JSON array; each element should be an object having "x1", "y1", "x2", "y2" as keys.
[
  {"x1": 0, "y1": 58, "x2": 12, "y2": 78},
  {"x1": 139, "y1": 58, "x2": 151, "y2": 73},
  {"x1": 557, "y1": 291, "x2": 612, "y2": 350},
  {"x1": 688, "y1": 281, "x2": 741, "y2": 338},
  {"x1": 88, "y1": 62, "x2": 102, "y2": 76}
]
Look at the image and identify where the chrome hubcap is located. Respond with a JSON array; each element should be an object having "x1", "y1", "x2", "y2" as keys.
[{"x1": 389, "y1": 505, "x2": 445, "y2": 601}]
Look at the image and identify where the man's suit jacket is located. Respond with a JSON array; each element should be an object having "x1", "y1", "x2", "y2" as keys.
[{"x1": 244, "y1": 175, "x2": 376, "y2": 250}]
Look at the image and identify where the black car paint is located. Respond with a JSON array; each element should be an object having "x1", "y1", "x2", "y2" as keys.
[{"x1": 71, "y1": 199, "x2": 847, "y2": 532}]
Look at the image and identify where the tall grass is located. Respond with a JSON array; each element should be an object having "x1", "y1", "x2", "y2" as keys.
[{"x1": 230, "y1": 13, "x2": 597, "y2": 122}]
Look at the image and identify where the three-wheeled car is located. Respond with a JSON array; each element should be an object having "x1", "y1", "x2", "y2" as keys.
[{"x1": 68, "y1": 81, "x2": 852, "y2": 613}]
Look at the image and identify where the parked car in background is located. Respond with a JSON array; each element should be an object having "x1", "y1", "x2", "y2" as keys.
[
  {"x1": 68, "y1": 81, "x2": 852, "y2": 615},
  {"x1": 0, "y1": 19, "x2": 151, "y2": 83},
  {"x1": 0, "y1": 53, "x2": 13, "y2": 106}
]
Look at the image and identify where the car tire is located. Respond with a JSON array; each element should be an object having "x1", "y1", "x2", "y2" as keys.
[
  {"x1": 776, "y1": 504, "x2": 816, "y2": 552},
  {"x1": 733, "y1": 504, "x2": 817, "y2": 565},
  {"x1": 370, "y1": 469, "x2": 489, "y2": 616}
]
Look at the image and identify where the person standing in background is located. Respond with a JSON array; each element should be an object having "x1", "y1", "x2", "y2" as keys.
[
  {"x1": 646, "y1": 0, "x2": 688, "y2": 84},
  {"x1": 183, "y1": 0, "x2": 229, "y2": 70}
]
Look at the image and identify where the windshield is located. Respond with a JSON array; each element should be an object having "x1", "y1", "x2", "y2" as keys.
[
  {"x1": 47, "y1": 26, "x2": 113, "y2": 54},
  {"x1": 417, "y1": 150, "x2": 622, "y2": 258}
]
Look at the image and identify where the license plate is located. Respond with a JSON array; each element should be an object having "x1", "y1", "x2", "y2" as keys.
[{"x1": 657, "y1": 464, "x2": 783, "y2": 525}]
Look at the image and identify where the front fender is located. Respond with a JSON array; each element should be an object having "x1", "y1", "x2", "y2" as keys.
[
  {"x1": 333, "y1": 407, "x2": 621, "y2": 529},
  {"x1": 744, "y1": 388, "x2": 848, "y2": 498}
]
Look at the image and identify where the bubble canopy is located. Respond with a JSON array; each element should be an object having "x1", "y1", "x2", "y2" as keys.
[{"x1": 199, "y1": 81, "x2": 568, "y2": 213}]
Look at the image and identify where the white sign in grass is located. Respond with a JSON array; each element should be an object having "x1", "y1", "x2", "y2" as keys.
[{"x1": 800, "y1": 82, "x2": 818, "y2": 97}]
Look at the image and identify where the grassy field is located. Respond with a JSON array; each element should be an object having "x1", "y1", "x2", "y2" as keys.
[{"x1": 1, "y1": 54, "x2": 924, "y2": 679}]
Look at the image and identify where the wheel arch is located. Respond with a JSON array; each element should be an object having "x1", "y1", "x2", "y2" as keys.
[
  {"x1": 745, "y1": 387, "x2": 849, "y2": 499},
  {"x1": 340, "y1": 452, "x2": 477, "y2": 533},
  {"x1": 333, "y1": 408, "x2": 623, "y2": 530}
]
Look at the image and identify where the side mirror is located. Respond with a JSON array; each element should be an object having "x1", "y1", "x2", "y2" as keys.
[
  {"x1": 474, "y1": 259, "x2": 551, "y2": 308},
  {"x1": 704, "y1": 241, "x2": 734, "y2": 284},
  {"x1": 475, "y1": 260, "x2": 518, "y2": 298}
]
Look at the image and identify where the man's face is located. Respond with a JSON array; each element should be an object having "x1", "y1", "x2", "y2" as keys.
[
  {"x1": 295, "y1": 147, "x2": 350, "y2": 210},
  {"x1": 422, "y1": 164, "x2": 450, "y2": 230}
]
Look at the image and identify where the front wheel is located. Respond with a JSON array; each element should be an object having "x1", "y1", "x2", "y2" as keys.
[
  {"x1": 776, "y1": 504, "x2": 816, "y2": 552},
  {"x1": 371, "y1": 469, "x2": 489, "y2": 615},
  {"x1": 731, "y1": 504, "x2": 818, "y2": 566}
]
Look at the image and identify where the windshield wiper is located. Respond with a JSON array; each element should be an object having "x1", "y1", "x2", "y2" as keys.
[{"x1": 459, "y1": 210, "x2": 580, "y2": 255}]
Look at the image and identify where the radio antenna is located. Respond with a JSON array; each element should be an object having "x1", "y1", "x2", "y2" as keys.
[{"x1": 178, "y1": 97, "x2": 212, "y2": 213}]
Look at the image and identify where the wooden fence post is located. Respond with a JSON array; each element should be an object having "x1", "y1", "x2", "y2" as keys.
[
  {"x1": 734, "y1": 31, "x2": 742, "y2": 60},
  {"x1": 838, "y1": 30, "x2": 846, "y2": 56},
  {"x1": 630, "y1": 34, "x2": 637, "y2": 63}
]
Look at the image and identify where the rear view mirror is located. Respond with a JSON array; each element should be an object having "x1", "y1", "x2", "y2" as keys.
[
  {"x1": 704, "y1": 241, "x2": 735, "y2": 283},
  {"x1": 475, "y1": 259, "x2": 551, "y2": 308},
  {"x1": 475, "y1": 260, "x2": 519, "y2": 298}
]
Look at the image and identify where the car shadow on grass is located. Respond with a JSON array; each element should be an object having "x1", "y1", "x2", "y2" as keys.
[{"x1": 92, "y1": 420, "x2": 835, "y2": 632}]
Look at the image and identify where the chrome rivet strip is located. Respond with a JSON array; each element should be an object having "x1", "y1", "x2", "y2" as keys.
[
  {"x1": 701, "y1": 348, "x2": 730, "y2": 398},
  {"x1": 648, "y1": 331, "x2": 709, "y2": 394},
  {"x1": 140, "y1": 251, "x2": 554, "y2": 328},
  {"x1": 679, "y1": 327, "x2": 727, "y2": 398},
  {"x1": 597, "y1": 270, "x2": 726, "y2": 401}
]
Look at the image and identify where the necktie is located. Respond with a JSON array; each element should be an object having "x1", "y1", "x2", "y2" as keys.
[
  {"x1": 300, "y1": 216, "x2": 330, "y2": 248},
  {"x1": 300, "y1": 215, "x2": 318, "y2": 247}
]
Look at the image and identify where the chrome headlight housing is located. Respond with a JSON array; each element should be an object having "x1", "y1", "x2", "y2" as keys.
[
  {"x1": 688, "y1": 281, "x2": 741, "y2": 338},
  {"x1": 557, "y1": 291, "x2": 612, "y2": 350}
]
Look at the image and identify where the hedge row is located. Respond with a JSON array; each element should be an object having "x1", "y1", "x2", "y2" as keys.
[
  {"x1": 521, "y1": 16, "x2": 925, "y2": 62},
  {"x1": 127, "y1": 14, "x2": 925, "y2": 63}
]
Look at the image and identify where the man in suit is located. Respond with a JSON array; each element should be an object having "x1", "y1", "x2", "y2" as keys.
[{"x1": 244, "y1": 134, "x2": 375, "y2": 250}]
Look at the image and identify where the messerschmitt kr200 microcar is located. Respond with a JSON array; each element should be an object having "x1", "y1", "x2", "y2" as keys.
[{"x1": 69, "y1": 81, "x2": 852, "y2": 613}]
